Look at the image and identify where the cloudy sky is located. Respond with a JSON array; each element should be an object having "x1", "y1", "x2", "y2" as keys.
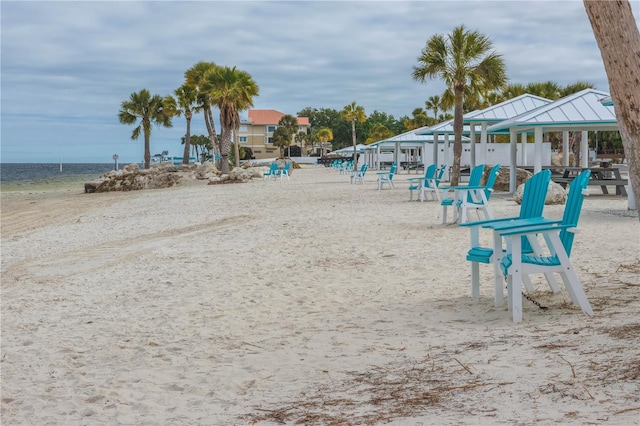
[{"x1": 2, "y1": 0, "x2": 637, "y2": 163}]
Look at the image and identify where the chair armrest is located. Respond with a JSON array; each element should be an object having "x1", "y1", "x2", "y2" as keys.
[
  {"x1": 499, "y1": 223, "x2": 576, "y2": 237},
  {"x1": 459, "y1": 216, "x2": 520, "y2": 227},
  {"x1": 484, "y1": 217, "x2": 560, "y2": 231}
]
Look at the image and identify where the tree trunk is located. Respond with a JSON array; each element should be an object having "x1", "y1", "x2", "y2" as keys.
[
  {"x1": 351, "y1": 121, "x2": 358, "y2": 168},
  {"x1": 182, "y1": 113, "x2": 192, "y2": 165},
  {"x1": 584, "y1": 0, "x2": 640, "y2": 213},
  {"x1": 143, "y1": 131, "x2": 151, "y2": 169},
  {"x1": 203, "y1": 106, "x2": 220, "y2": 166},
  {"x1": 451, "y1": 86, "x2": 464, "y2": 186},
  {"x1": 234, "y1": 128, "x2": 241, "y2": 168},
  {"x1": 220, "y1": 125, "x2": 231, "y2": 175}
]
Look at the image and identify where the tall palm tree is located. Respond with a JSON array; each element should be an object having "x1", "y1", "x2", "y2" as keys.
[
  {"x1": 340, "y1": 101, "x2": 366, "y2": 165},
  {"x1": 425, "y1": 95, "x2": 441, "y2": 120},
  {"x1": 164, "y1": 83, "x2": 199, "y2": 164},
  {"x1": 295, "y1": 131, "x2": 308, "y2": 155},
  {"x1": 118, "y1": 89, "x2": 173, "y2": 169},
  {"x1": 185, "y1": 62, "x2": 221, "y2": 163},
  {"x1": 412, "y1": 25, "x2": 506, "y2": 185},
  {"x1": 203, "y1": 65, "x2": 259, "y2": 173},
  {"x1": 316, "y1": 127, "x2": 333, "y2": 156}
]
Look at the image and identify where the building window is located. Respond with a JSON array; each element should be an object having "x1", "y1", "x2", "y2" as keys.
[
  {"x1": 266, "y1": 137, "x2": 273, "y2": 144},
  {"x1": 266, "y1": 125, "x2": 277, "y2": 133},
  {"x1": 239, "y1": 136, "x2": 247, "y2": 143}
]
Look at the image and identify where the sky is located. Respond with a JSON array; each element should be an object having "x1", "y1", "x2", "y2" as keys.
[{"x1": 2, "y1": 0, "x2": 638, "y2": 163}]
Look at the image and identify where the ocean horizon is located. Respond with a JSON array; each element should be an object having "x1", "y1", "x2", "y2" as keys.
[{"x1": 0, "y1": 163, "x2": 122, "y2": 191}]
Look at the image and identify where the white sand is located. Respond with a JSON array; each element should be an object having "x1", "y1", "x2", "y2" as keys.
[{"x1": 1, "y1": 166, "x2": 639, "y2": 425}]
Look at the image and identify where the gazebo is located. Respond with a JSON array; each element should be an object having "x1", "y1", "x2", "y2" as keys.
[{"x1": 487, "y1": 88, "x2": 619, "y2": 193}]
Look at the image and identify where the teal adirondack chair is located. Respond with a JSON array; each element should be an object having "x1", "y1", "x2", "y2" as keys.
[
  {"x1": 350, "y1": 163, "x2": 368, "y2": 184},
  {"x1": 276, "y1": 163, "x2": 292, "y2": 181},
  {"x1": 407, "y1": 164, "x2": 445, "y2": 201},
  {"x1": 461, "y1": 170, "x2": 552, "y2": 307},
  {"x1": 458, "y1": 164, "x2": 501, "y2": 223},
  {"x1": 377, "y1": 163, "x2": 397, "y2": 190},
  {"x1": 497, "y1": 169, "x2": 592, "y2": 323},
  {"x1": 421, "y1": 164, "x2": 446, "y2": 201},
  {"x1": 263, "y1": 163, "x2": 278, "y2": 181},
  {"x1": 441, "y1": 164, "x2": 500, "y2": 224}
]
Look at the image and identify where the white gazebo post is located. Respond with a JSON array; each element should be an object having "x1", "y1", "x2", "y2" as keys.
[
  {"x1": 394, "y1": 141, "x2": 400, "y2": 169},
  {"x1": 422, "y1": 141, "x2": 429, "y2": 165},
  {"x1": 469, "y1": 123, "x2": 476, "y2": 168},
  {"x1": 480, "y1": 122, "x2": 488, "y2": 164},
  {"x1": 510, "y1": 128, "x2": 518, "y2": 193},
  {"x1": 562, "y1": 131, "x2": 570, "y2": 166},
  {"x1": 534, "y1": 126, "x2": 543, "y2": 173},
  {"x1": 376, "y1": 145, "x2": 381, "y2": 170},
  {"x1": 581, "y1": 130, "x2": 589, "y2": 168},
  {"x1": 433, "y1": 133, "x2": 439, "y2": 167},
  {"x1": 520, "y1": 133, "x2": 527, "y2": 166},
  {"x1": 444, "y1": 133, "x2": 451, "y2": 181}
]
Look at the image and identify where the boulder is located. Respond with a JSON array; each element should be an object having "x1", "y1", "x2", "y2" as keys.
[
  {"x1": 551, "y1": 151, "x2": 575, "y2": 167},
  {"x1": 513, "y1": 180, "x2": 567, "y2": 205},
  {"x1": 493, "y1": 167, "x2": 533, "y2": 192}
]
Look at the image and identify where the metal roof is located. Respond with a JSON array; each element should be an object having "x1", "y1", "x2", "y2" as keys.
[
  {"x1": 463, "y1": 94, "x2": 552, "y2": 123},
  {"x1": 487, "y1": 89, "x2": 618, "y2": 133},
  {"x1": 414, "y1": 118, "x2": 474, "y2": 136}
]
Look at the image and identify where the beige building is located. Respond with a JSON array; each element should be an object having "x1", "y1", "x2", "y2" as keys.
[{"x1": 238, "y1": 110, "x2": 310, "y2": 159}]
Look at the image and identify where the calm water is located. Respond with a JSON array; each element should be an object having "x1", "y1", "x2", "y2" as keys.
[{"x1": 0, "y1": 163, "x2": 117, "y2": 191}]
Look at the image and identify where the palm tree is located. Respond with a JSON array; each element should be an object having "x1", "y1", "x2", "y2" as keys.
[
  {"x1": 340, "y1": 101, "x2": 366, "y2": 165},
  {"x1": 164, "y1": 83, "x2": 199, "y2": 164},
  {"x1": 412, "y1": 25, "x2": 506, "y2": 185},
  {"x1": 316, "y1": 127, "x2": 333, "y2": 156},
  {"x1": 118, "y1": 89, "x2": 173, "y2": 169},
  {"x1": 365, "y1": 124, "x2": 394, "y2": 144},
  {"x1": 185, "y1": 62, "x2": 221, "y2": 163},
  {"x1": 203, "y1": 66, "x2": 259, "y2": 173},
  {"x1": 295, "y1": 131, "x2": 308, "y2": 155},
  {"x1": 425, "y1": 95, "x2": 441, "y2": 120}
]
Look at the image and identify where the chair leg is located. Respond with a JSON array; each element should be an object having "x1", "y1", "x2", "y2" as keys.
[{"x1": 471, "y1": 262, "x2": 480, "y2": 298}]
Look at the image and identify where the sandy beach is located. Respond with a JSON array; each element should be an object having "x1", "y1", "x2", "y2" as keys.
[{"x1": 1, "y1": 166, "x2": 639, "y2": 425}]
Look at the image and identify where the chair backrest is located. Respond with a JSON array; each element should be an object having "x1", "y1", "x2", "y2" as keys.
[
  {"x1": 361, "y1": 164, "x2": 368, "y2": 174},
  {"x1": 519, "y1": 170, "x2": 552, "y2": 220},
  {"x1": 462, "y1": 164, "x2": 486, "y2": 202},
  {"x1": 282, "y1": 163, "x2": 291, "y2": 172},
  {"x1": 435, "y1": 164, "x2": 446, "y2": 187},
  {"x1": 389, "y1": 163, "x2": 397, "y2": 178},
  {"x1": 560, "y1": 169, "x2": 590, "y2": 256},
  {"x1": 269, "y1": 163, "x2": 278, "y2": 172},
  {"x1": 423, "y1": 163, "x2": 437, "y2": 178},
  {"x1": 518, "y1": 170, "x2": 552, "y2": 253},
  {"x1": 483, "y1": 164, "x2": 501, "y2": 201}
]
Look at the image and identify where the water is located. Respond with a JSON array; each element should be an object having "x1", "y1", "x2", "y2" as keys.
[{"x1": 0, "y1": 163, "x2": 117, "y2": 191}]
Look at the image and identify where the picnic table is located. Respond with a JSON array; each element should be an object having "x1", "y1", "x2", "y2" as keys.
[{"x1": 522, "y1": 166, "x2": 627, "y2": 196}]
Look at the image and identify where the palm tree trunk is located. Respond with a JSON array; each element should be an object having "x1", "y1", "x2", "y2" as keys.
[
  {"x1": 182, "y1": 114, "x2": 192, "y2": 165},
  {"x1": 451, "y1": 87, "x2": 464, "y2": 186},
  {"x1": 203, "y1": 107, "x2": 220, "y2": 164},
  {"x1": 584, "y1": 0, "x2": 640, "y2": 209},
  {"x1": 351, "y1": 121, "x2": 358, "y2": 166},
  {"x1": 233, "y1": 127, "x2": 241, "y2": 168},
  {"x1": 144, "y1": 132, "x2": 151, "y2": 169}
]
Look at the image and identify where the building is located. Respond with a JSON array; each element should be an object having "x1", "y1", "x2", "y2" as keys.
[{"x1": 238, "y1": 110, "x2": 310, "y2": 159}]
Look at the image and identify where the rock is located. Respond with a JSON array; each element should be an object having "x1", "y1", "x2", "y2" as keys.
[
  {"x1": 551, "y1": 151, "x2": 575, "y2": 167},
  {"x1": 85, "y1": 161, "x2": 282, "y2": 193},
  {"x1": 195, "y1": 161, "x2": 218, "y2": 180},
  {"x1": 513, "y1": 180, "x2": 567, "y2": 205},
  {"x1": 493, "y1": 167, "x2": 533, "y2": 192}
]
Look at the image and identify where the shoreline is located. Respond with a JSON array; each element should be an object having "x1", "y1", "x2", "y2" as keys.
[{"x1": 2, "y1": 167, "x2": 639, "y2": 424}]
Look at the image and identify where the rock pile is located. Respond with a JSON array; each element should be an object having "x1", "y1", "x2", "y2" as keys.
[{"x1": 84, "y1": 161, "x2": 266, "y2": 193}]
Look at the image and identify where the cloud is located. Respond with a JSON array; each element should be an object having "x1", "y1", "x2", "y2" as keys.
[{"x1": 1, "y1": 0, "x2": 636, "y2": 162}]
